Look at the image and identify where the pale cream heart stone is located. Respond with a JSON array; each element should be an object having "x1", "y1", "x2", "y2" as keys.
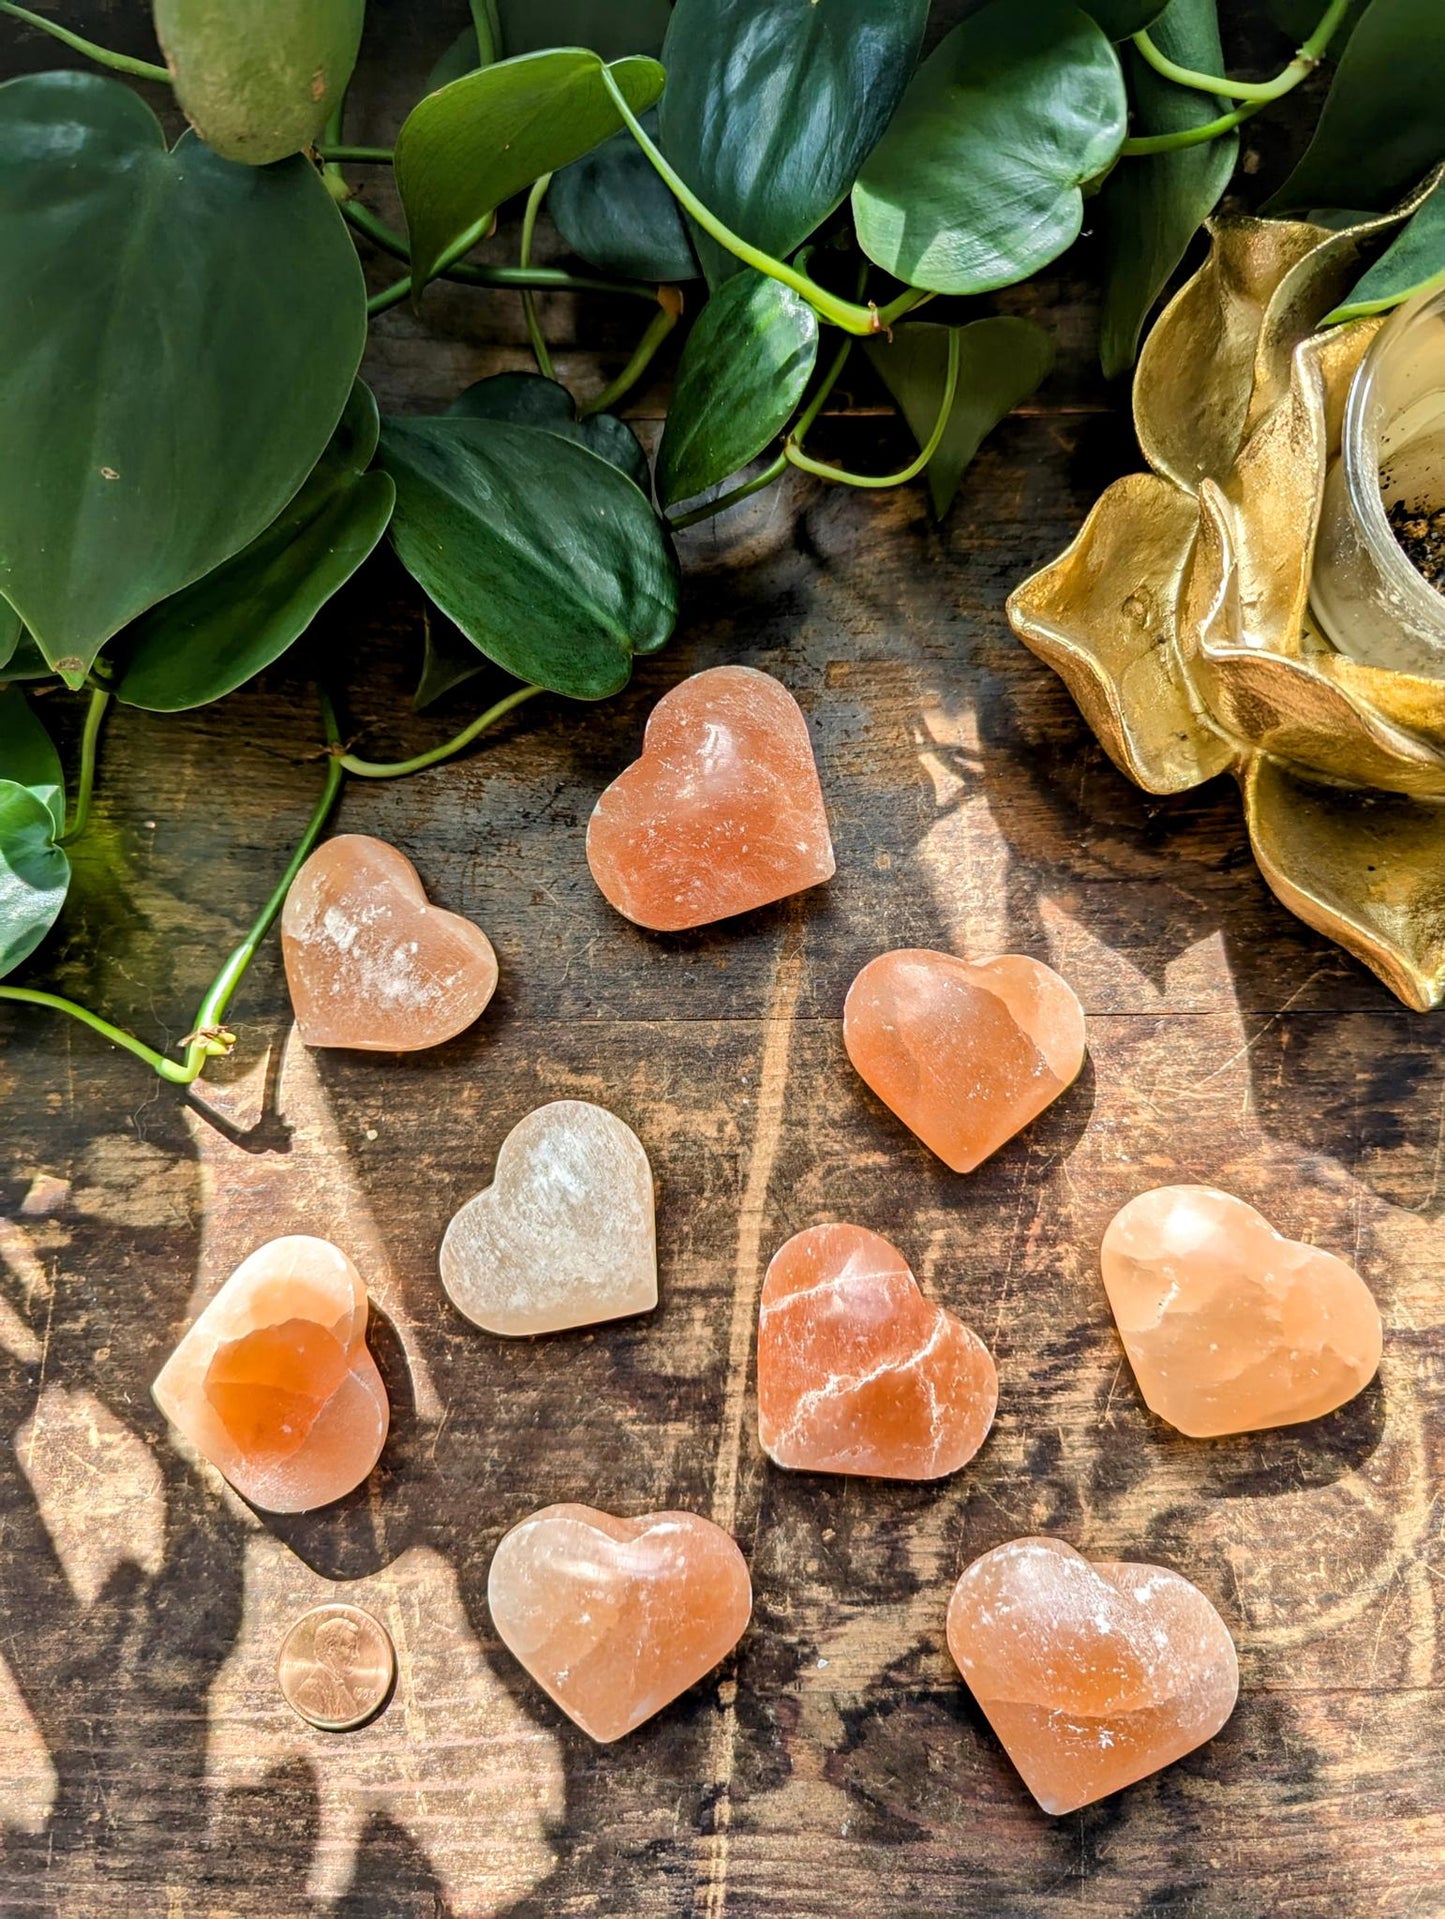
[
  {"x1": 439, "y1": 1101, "x2": 657, "y2": 1336},
  {"x1": 152, "y1": 1235, "x2": 388, "y2": 1513}
]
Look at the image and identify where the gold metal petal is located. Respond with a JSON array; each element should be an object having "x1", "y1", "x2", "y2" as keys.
[
  {"x1": 1241, "y1": 753, "x2": 1445, "y2": 1010},
  {"x1": 1185, "y1": 483, "x2": 1445, "y2": 794},
  {"x1": 1317, "y1": 653, "x2": 1445, "y2": 751},
  {"x1": 1245, "y1": 201, "x2": 1428, "y2": 436},
  {"x1": 1134, "y1": 217, "x2": 1326, "y2": 493},
  {"x1": 1224, "y1": 319, "x2": 1381, "y2": 659},
  {"x1": 1005, "y1": 473, "x2": 1233, "y2": 794}
]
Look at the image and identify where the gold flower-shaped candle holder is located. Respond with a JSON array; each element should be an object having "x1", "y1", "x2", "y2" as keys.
[{"x1": 1008, "y1": 186, "x2": 1445, "y2": 1011}]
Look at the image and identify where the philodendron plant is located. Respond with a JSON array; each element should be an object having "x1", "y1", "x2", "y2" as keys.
[{"x1": 0, "y1": 0, "x2": 1441, "y2": 1082}]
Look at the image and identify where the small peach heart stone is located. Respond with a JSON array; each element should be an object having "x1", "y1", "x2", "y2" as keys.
[
  {"x1": 152, "y1": 1236, "x2": 388, "y2": 1513},
  {"x1": 844, "y1": 950, "x2": 1085, "y2": 1172},
  {"x1": 758, "y1": 1224, "x2": 997, "y2": 1478},
  {"x1": 1100, "y1": 1185, "x2": 1383, "y2": 1437},
  {"x1": 440, "y1": 1100, "x2": 657, "y2": 1336},
  {"x1": 488, "y1": 1504, "x2": 752, "y2": 1742},
  {"x1": 281, "y1": 833, "x2": 498, "y2": 1050},
  {"x1": 586, "y1": 665, "x2": 834, "y2": 931},
  {"x1": 947, "y1": 1537, "x2": 1238, "y2": 1815}
]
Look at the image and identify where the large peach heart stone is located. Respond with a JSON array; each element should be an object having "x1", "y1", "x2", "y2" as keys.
[
  {"x1": 585, "y1": 665, "x2": 834, "y2": 931},
  {"x1": 947, "y1": 1537, "x2": 1238, "y2": 1815},
  {"x1": 1101, "y1": 1185, "x2": 1383, "y2": 1437},
  {"x1": 757, "y1": 1223, "x2": 996, "y2": 1478},
  {"x1": 844, "y1": 950, "x2": 1086, "y2": 1172},
  {"x1": 152, "y1": 1235, "x2": 388, "y2": 1513},
  {"x1": 281, "y1": 833, "x2": 498, "y2": 1050},
  {"x1": 488, "y1": 1504, "x2": 751, "y2": 1742}
]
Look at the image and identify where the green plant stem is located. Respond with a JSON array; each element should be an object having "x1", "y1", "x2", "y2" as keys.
[
  {"x1": 335, "y1": 682, "x2": 544, "y2": 778},
  {"x1": 0, "y1": 1, "x2": 170, "y2": 81},
  {"x1": 58, "y1": 687, "x2": 110, "y2": 845},
  {"x1": 316, "y1": 143, "x2": 394, "y2": 163},
  {"x1": 1122, "y1": 0, "x2": 1349, "y2": 153},
  {"x1": 785, "y1": 328, "x2": 959, "y2": 488},
  {"x1": 667, "y1": 455, "x2": 788, "y2": 531},
  {"x1": 668, "y1": 333, "x2": 854, "y2": 530},
  {"x1": 366, "y1": 276, "x2": 413, "y2": 316},
  {"x1": 520, "y1": 174, "x2": 556, "y2": 380},
  {"x1": 582, "y1": 294, "x2": 682, "y2": 417},
  {"x1": 600, "y1": 69, "x2": 890, "y2": 335},
  {"x1": 337, "y1": 195, "x2": 658, "y2": 300},
  {"x1": 0, "y1": 721, "x2": 345, "y2": 1085}
]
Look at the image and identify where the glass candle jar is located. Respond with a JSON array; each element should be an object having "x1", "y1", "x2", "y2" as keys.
[{"x1": 1310, "y1": 285, "x2": 1445, "y2": 675}]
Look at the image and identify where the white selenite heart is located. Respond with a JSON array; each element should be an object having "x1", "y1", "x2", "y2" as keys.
[{"x1": 439, "y1": 1101, "x2": 657, "y2": 1336}]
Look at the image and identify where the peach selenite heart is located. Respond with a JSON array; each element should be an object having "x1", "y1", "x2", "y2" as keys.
[
  {"x1": 1100, "y1": 1185, "x2": 1383, "y2": 1437},
  {"x1": 757, "y1": 1224, "x2": 997, "y2": 1478},
  {"x1": 585, "y1": 664, "x2": 835, "y2": 931},
  {"x1": 439, "y1": 1100, "x2": 657, "y2": 1336},
  {"x1": 281, "y1": 833, "x2": 498, "y2": 1050},
  {"x1": 947, "y1": 1537, "x2": 1238, "y2": 1815},
  {"x1": 844, "y1": 949, "x2": 1086, "y2": 1172},
  {"x1": 488, "y1": 1504, "x2": 752, "y2": 1741},
  {"x1": 152, "y1": 1235, "x2": 388, "y2": 1513}
]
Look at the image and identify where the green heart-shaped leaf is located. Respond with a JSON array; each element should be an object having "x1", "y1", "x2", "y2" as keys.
[
  {"x1": 551, "y1": 110, "x2": 699, "y2": 283},
  {"x1": 658, "y1": 271, "x2": 818, "y2": 508},
  {"x1": 0, "y1": 780, "x2": 68, "y2": 979},
  {"x1": 0, "y1": 687, "x2": 64, "y2": 835},
  {"x1": 116, "y1": 384, "x2": 395, "y2": 712},
  {"x1": 414, "y1": 610, "x2": 490, "y2": 710},
  {"x1": 448, "y1": 372, "x2": 650, "y2": 492},
  {"x1": 660, "y1": 0, "x2": 928, "y2": 285},
  {"x1": 1267, "y1": 0, "x2": 1445, "y2": 214},
  {"x1": 379, "y1": 416, "x2": 678, "y2": 699},
  {"x1": 1097, "y1": 0, "x2": 1237, "y2": 378},
  {"x1": 0, "y1": 73, "x2": 366, "y2": 688},
  {"x1": 1327, "y1": 175, "x2": 1445, "y2": 321},
  {"x1": 0, "y1": 600, "x2": 21, "y2": 675},
  {"x1": 865, "y1": 318, "x2": 1054, "y2": 518},
  {"x1": 396, "y1": 50, "x2": 665, "y2": 293},
  {"x1": 0, "y1": 632, "x2": 54, "y2": 682},
  {"x1": 154, "y1": 0, "x2": 365, "y2": 164},
  {"x1": 1084, "y1": 0, "x2": 1170, "y2": 33},
  {"x1": 853, "y1": 1, "x2": 1127, "y2": 295},
  {"x1": 497, "y1": 0, "x2": 670, "y2": 60}
]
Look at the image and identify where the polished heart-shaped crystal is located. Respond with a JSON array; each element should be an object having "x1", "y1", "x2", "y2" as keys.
[
  {"x1": 152, "y1": 1235, "x2": 388, "y2": 1513},
  {"x1": 440, "y1": 1100, "x2": 657, "y2": 1336},
  {"x1": 281, "y1": 833, "x2": 498, "y2": 1050},
  {"x1": 1101, "y1": 1185, "x2": 1383, "y2": 1437},
  {"x1": 758, "y1": 1224, "x2": 997, "y2": 1479},
  {"x1": 844, "y1": 949, "x2": 1086, "y2": 1172},
  {"x1": 585, "y1": 665, "x2": 834, "y2": 931},
  {"x1": 947, "y1": 1537, "x2": 1238, "y2": 1815},
  {"x1": 488, "y1": 1504, "x2": 752, "y2": 1741}
]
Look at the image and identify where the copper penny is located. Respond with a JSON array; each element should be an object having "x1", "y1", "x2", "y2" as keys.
[{"x1": 276, "y1": 1602, "x2": 396, "y2": 1731}]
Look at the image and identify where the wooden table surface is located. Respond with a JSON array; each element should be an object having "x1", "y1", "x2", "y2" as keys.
[{"x1": 2, "y1": 6, "x2": 1440, "y2": 1915}]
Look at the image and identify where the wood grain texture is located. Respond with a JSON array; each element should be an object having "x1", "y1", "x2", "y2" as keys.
[{"x1": 1, "y1": 4, "x2": 1439, "y2": 1915}]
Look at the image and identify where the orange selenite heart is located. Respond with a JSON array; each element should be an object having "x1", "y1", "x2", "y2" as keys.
[
  {"x1": 152, "y1": 1235, "x2": 388, "y2": 1513},
  {"x1": 844, "y1": 950, "x2": 1085, "y2": 1172},
  {"x1": 281, "y1": 834, "x2": 498, "y2": 1050},
  {"x1": 585, "y1": 665, "x2": 834, "y2": 931},
  {"x1": 947, "y1": 1537, "x2": 1238, "y2": 1815},
  {"x1": 1101, "y1": 1185, "x2": 1383, "y2": 1437},
  {"x1": 757, "y1": 1224, "x2": 996, "y2": 1478},
  {"x1": 488, "y1": 1504, "x2": 751, "y2": 1742}
]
